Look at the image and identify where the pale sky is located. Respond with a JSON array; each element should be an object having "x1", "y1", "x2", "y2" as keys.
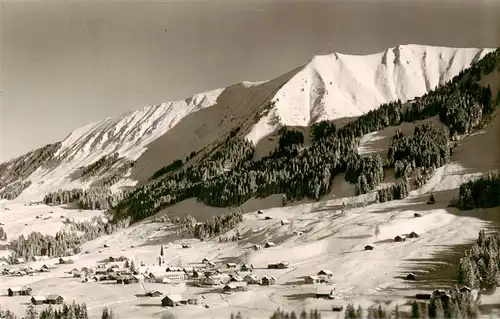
[{"x1": 0, "y1": 0, "x2": 499, "y2": 162}]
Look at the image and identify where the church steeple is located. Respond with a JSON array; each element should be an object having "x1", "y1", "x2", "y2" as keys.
[{"x1": 158, "y1": 244, "x2": 165, "y2": 266}]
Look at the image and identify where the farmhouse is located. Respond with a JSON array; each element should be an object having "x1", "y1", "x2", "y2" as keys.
[
  {"x1": 31, "y1": 296, "x2": 46, "y2": 305},
  {"x1": 406, "y1": 273, "x2": 416, "y2": 280},
  {"x1": 166, "y1": 266, "x2": 183, "y2": 272},
  {"x1": 317, "y1": 270, "x2": 333, "y2": 277},
  {"x1": 243, "y1": 274, "x2": 260, "y2": 284},
  {"x1": 223, "y1": 282, "x2": 248, "y2": 292},
  {"x1": 7, "y1": 286, "x2": 32, "y2": 296},
  {"x1": 305, "y1": 275, "x2": 329, "y2": 284},
  {"x1": 365, "y1": 245, "x2": 374, "y2": 250},
  {"x1": 240, "y1": 264, "x2": 254, "y2": 271},
  {"x1": 164, "y1": 271, "x2": 186, "y2": 281},
  {"x1": 201, "y1": 275, "x2": 222, "y2": 286},
  {"x1": 264, "y1": 242, "x2": 276, "y2": 248},
  {"x1": 261, "y1": 276, "x2": 276, "y2": 286},
  {"x1": 226, "y1": 263, "x2": 237, "y2": 268},
  {"x1": 316, "y1": 285, "x2": 335, "y2": 299},
  {"x1": 414, "y1": 213, "x2": 422, "y2": 218},
  {"x1": 46, "y1": 295, "x2": 64, "y2": 305},
  {"x1": 268, "y1": 262, "x2": 289, "y2": 269},
  {"x1": 162, "y1": 295, "x2": 183, "y2": 307},
  {"x1": 253, "y1": 244, "x2": 262, "y2": 251},
  {"x1": 257, "y1": 210, "x2": 264, "y2": 214},
  {"x1": 408, "y1": 231, "x2": 419, "y2": 238},
  {"x1": 229, "y1": 275, "x2": 244, "y2": 283},
  {"x1": 184, "y1": 295, "x2": 201, "y2": 305},
  {"x1": 182, "y1": 244, "x2": 191, "y2": 249},
  {"x1": 146, "y1": 290, "x2": 162, "y2": 297},
  {"x1": 264, "y1": 216, "x2": 273, "y2": 220},
  {"x1": 59, "y1": 258, "x2": 74, "y2": 264},
  {"x1": 281, "y1": 219, "x2": 291, "y2": 225},
  {"x1": 394, "y1": 235, "x2": 405, "y2": 242}
]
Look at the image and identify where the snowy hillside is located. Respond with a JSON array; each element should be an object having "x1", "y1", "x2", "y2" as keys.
[{"x1": 0, "y1": 45, "x2": 495, "y2": 201}]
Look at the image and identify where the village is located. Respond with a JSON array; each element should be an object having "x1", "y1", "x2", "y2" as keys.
[
  {"x1": 0, "y1": 207, "x2": 441, "y2": 314},
  {"x1": 1, "y1": 239, "x2": 343, "y2": 311}
]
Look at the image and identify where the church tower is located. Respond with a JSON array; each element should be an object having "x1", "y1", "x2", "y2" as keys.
[{"x1": 158, "y1": 244, "x2": 165, "y2": 266}]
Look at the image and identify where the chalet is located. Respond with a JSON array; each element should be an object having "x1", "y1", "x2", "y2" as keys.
[
  {"x1": 229, "y1": 275, "x2": 244, "y2": 283},
  {"x1": 243, "y1": 274, "x2": 260, "y2": 285},
  {"x1": 264, "y1": 216, "x2": 273, "y2": 220},
  {"x1": 268, "y1": 262, "x2": 289, "y2": 269},
  {"x1": 264, "y1": 242, "x2": 276, "y2": 248},
  {"x1": 103, "y1": 244, "x2": 109, "y2": 248},
  {"x1": 7, "y1": 286, "x2": 32, "y2": 297},
  {"x1": 394, "y1": 235, "x2": 405, "y2": 242},
  {"x1": 305, "y1": 275, "x2": 328, "y2": 284},
  {"x1": 146, "y1": 290, "x2": 162, "y2": 297},
  {"x1": 93, "y1": 275, "x2": 107, "y2": 281},
  {"x1": 365, "y1": 245, "x2": 374, "y2": 250},
  {"x1": 59, "y1": 258, "x2": 74, "y2": 265},
  {"x1": 316, "y1": 285, "x2": 335, "y2": 299},
  {"x1": 15, "y1": 258, "x2": 25, "y2": 264},
  {"x1": 257, "y1": 210, "x2": 264, "y2": 214},
  {"x1": 31, "y1": 296, "x2": 46, "y2": 305},
  {"x1": 406, "y1": 273, "x2": 416, "y2": 280},
  {"x1": 261, "y1": 276, "x2": 276, "y2": 286},
  {"x1": 95, "y1": 269, "x2": 107, "y2": 276},
  {"x1": 189, "y1": 269, "x2": 201, "y2": 279},
  {"x1": 317, "y1": 270, "x2": 333, "y2": 277},
  {"x1": 162, "y1": 295, "x2": 183, "y2": 307},
  {"x1": 204, "y1": 269, "x2": 221, "y2": 277},
  {"x1": 38, "y1": 264, "x2": 51, "y2": 272},
  {"x1": 253, "y1": 244, "x2": 262, "y2": 251},
  {"x1": 223, "y1": 282, "x2": 248, "y2": 293},
  {"x1": 166, "y1": 266, "x2": 183, "y2": 272},
  {"x1": 432, "y1": 289, "x2": 446, "y2": 298},
  {"x1": 46, "y1": 295, "x2": 64, "y2": 305},
  {"x1": 281, "y1": 219, "x2": 291, "y2": 225},
  {"x1": 185, "y1": 295, "x2": 201, "y2": 305},
  {"x1": 201, "y1": 276, "x2": 222, "y2": 286},
  {"x1": 332, "y1": 305, "x2": 344, "y2": 312},
  {"x1": 164, "y1": 271, "x2": 185, "y2": 281},
  {"x1": 150, "y1": 275, "x2": 171, "y2": 284},
  {"x1": 414, "y1": 213, "x2": 422, "y2": 218},
  {"x1": 182, "y1": 244, "x2": 191, "y2": 249},
  {"x1": 226, "y1": 263, "x2": 237, "y2": 268},
  {"x1": 240, "y1": 264, "x2": 253, "y2": 271},
  {"x1": 408, "y1": 231, "x2": 419, "y2": 238}
]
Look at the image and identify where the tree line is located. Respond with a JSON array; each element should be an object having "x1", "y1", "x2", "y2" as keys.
[
  {"x1": 457, "y1": 171, "x2": 500, "y2": 210},
  {"x1": 193, "y1": 210, "x2": 244, "y2": 240},
  {"x1": 8, "y1": 216, "x2": 117, "y2": 261},
  {"x1": 457, "y1": 230, "x2": 500, "y2": 290},
  {"x1": 0, "y1": 302, "x2": 116, "y2": 319},
  {"x1": 43, "y1": 187, "x2": 128, "y2": 210}
]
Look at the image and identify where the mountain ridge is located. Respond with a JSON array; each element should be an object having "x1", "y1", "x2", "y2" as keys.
[{"x1": 0, "y1": 44, "x2": 495, "y2": 201}]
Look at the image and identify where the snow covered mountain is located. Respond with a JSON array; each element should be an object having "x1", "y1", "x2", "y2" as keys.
[{"x1": 0, "y1": 44, "x2": 495, "y2": 201}]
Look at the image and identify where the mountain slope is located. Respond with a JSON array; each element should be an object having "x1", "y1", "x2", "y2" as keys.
[{"x1": 0, "y1": 44, "x2": 495, "y2": 201}]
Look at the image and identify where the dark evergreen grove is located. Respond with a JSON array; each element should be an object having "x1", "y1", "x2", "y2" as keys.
[
  {"x1": 0, "y1": 302, "x2": 114, "y2": 319},
  {"x1": 8, "y1": 217, "x2": 117, "y2": 261},
  {"x1": 111, "y1": 48, "x2": 499, "y2": 223},
  {"x1": 457, "y1": 230, "x2": 500, "y2": 290},
  {"x1": 457, "y1": 171, "x2": 500, "y2": 210}
]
